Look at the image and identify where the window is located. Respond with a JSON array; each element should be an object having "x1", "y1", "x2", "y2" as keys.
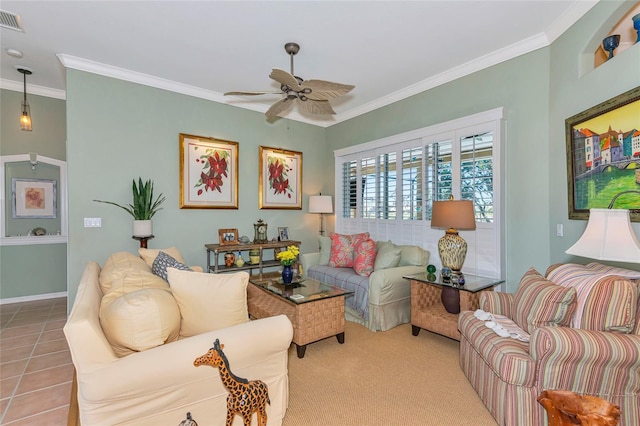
[{"x1": 334, "y1": 108, "x2": 504, "y2": 279}]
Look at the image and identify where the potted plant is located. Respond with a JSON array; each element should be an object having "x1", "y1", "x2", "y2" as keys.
[{"x1": 94, "y1": 178, "x2": 166, "y2": 237}]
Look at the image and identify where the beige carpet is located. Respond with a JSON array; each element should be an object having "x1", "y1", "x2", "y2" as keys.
[{"x1": 283, "y1": 321, "x2": 498, "y2": 425}]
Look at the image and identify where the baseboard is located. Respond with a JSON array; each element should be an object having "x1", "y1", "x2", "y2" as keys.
[{"x1": 0, "y1": 291, "x2": 67, "y2": 305}]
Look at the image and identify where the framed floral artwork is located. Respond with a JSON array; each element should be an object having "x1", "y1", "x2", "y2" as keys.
[
  {"x1": 11, "y1": 178, "x2": 57, "y2": 218},
  {"x1": 179, "y1": 133, "x2": 239, "y2": 209},
  {"x1": 259, "y1": 146, "x2": 302, "y2": 209}
]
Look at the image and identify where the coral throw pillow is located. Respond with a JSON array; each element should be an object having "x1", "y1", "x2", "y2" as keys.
[
  {"x1": 328, "y1": 232, "x2": 370, "y2": 268},
  {"x1": 353, "y1": 238, "x2": 377, "y2": 277}
]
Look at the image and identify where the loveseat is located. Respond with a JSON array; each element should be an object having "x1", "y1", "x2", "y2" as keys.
[
  {"x1": 64, "y1": 249, "x2": 293, "y2": 425},
  {"x1": 458, "y1": 262, "x2": 640, "y2": 426},
  {"x1": 300, "y1": 234, "x2": 429, "y2": 331}
]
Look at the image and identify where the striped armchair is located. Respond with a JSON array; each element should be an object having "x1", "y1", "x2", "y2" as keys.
[{"x1": 458, "y1": 263, "x2": 640, "y2": 426}]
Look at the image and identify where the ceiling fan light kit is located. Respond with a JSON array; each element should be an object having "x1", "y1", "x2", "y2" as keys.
[{"x1": 225, "y1": 42, "x2": 354, "y2": 119}]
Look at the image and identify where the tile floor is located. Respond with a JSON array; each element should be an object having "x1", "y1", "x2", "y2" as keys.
[{"x1": 0, "y1": 297, "x2": 72, "y2": 425}]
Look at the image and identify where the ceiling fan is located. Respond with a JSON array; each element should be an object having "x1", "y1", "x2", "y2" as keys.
[{"x1": 224, "y1": 42, "x2": 355, "y2": 119}]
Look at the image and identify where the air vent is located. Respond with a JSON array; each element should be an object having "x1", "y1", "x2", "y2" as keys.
[{"x1": 0, "y1": 10, "x2": 24, "y2": 32}]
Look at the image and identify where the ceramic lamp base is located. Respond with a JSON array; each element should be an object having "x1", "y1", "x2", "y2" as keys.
[{"x1": 437, "y1": 229, "x2": 468, "y2": 273}]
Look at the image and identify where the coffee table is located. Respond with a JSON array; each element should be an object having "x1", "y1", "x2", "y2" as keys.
[{"x1": 247, "y1": 274, "x2": 354, "y2": 358}]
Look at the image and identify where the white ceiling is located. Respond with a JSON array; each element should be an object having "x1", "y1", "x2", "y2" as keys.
[{"x1": 0, "y1": 1, "x2": 598, "y2": 127}]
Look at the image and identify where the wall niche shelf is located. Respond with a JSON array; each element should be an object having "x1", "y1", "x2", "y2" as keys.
[
  {"x1": 1, "y1": 154, "x2": 68, "y2": 247},
  {"x1": 593, "y1": 2, "x2": 640, "y2": 69}
]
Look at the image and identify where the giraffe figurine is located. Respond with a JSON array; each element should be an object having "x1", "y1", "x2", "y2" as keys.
[{"x1": 194, "y1": 339, "x2": 270, "y2": 426}]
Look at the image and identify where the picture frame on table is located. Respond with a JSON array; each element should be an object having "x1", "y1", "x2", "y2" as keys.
[
  {"x1": 565, "y1": 86, "x2": 640, "y2": 222},
  {"x1": 218, "y1": 228, "x2": 239, "y2": 245},
  {"x1": 179, "y1": 133, "x2": 239, "y2": 209},
  {"x1": 278, "y1": 227, "x2": 289, "y2": 241},
  {"x1": 12, "y1": 178, "x2": 57, "y2": 218},
  {"x1": 259, "y1": 146, "x2": 302, "y2": 210}
]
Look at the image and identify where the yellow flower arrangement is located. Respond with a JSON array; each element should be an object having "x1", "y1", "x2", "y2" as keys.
[{"x1": 276, "y1": 245, "x2": 299, "y2": 266}]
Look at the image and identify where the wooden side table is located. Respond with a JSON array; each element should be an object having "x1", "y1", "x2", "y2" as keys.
[
  {"x1": 405, "y1": 272, "x2": 503, "y2": 341},
  {"x1": 132, "y1": 235, "x2": 154, "y2": 248}
]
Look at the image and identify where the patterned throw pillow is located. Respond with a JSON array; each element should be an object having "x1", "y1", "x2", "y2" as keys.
[
  {"x1": 152, "y1": 251, "x2": 192, "y2": 281},
  {"x1": 353, "y1": 238, "x2": 377, "y2": 276},
  {"x1": 512, "y1": 268, "x2": 577, "y2": 334},
  {"x1": 328, "y1": 232, "x2": 370, "y2": 268}
]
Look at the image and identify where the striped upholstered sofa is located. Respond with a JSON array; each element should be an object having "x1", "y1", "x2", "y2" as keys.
[{"x1": 458, "y1": 262, "x2": 640, "y2": 426}]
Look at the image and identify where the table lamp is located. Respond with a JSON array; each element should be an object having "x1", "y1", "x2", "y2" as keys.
[
  {"x1": 566, "y1": 190, "x2": 640, "y2": 262},
  {"x1": 430, "y1": 197, "x2": 476, "y2": 277},
  {"x1": 309, "y1": 194, "x2": 333, "y2": 235}
]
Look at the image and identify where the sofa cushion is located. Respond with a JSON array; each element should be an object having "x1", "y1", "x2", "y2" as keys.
[
  {"x1": 374, "y1": 241, "x2": 402, "y2": 270},
  {"x1": 99, "y1": 288, "x2": 181, "y2": 357},
  {"x1": 307, "y1": 265, "x2": 370, "y2": 320},
  {"x1": 328, "y1": 232, "x2": 370, "y2": 267},
  {"x1": 138, "y1": 247, "x2": 186, "y2": 268},
  {"x1": 399, "y1": 245, "x2": 428, "y2": 267},
  {"x1": 168, "y1": 269, "x2": 249, "y2": 338},
  {"x1": 151, "y1": 251, "x2": 192, "y2": 281},
  {"x1": 458, "y1": 311, "x2": 535, "y2": 386},
  {"x1": 512, "y1": 268, "x2": 576, "y2": 334},
  {"x1": 99, "y1": 251, "x2": 151, "y2": 295},
  {"x1": 318, "y1": 235, "x2": 332, "y2": 266},
  {"x1": 353, "y1": 238, "x2": 377, "y2": 277},
  {"x1": 546, "y1": 263, "x2": 640, "y2": 333}
]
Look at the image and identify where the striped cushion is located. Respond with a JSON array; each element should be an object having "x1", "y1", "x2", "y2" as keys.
[
  {"x1": 547, "y1": 263, "x2": 640, "y2": 333},
  {"x1": 512, "y1": 268, "x2": 576, "y2": 334}
]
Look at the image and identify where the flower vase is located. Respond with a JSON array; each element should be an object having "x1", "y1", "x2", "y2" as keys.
[{"x1": 282, "y1": 265, "x2": 293, "y2": 284}]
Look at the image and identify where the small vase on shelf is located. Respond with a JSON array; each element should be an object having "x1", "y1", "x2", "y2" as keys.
[
  {"x1": 602, "y1": 34, "x2": 620, "y2": 60},
  {"x1": 633, "y1": 13, "x2": 640, "y2": 44},
  {"x1": 282, "y1": 264, "x2": 294, "y2": 284}
]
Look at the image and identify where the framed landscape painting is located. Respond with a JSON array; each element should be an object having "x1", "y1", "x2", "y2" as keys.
[
  {"x1": 179, "y1": 133, "x2": 239, "y2": 209},
  {"x1": 12, "y1": 178, "x2": 57, "y2": 218},
  {"x1": 565, "y1": 86, "x2": 640, "y2": 221},
  {"x1": 259, "y1": 146, "x2": 302, "y2": 209}
]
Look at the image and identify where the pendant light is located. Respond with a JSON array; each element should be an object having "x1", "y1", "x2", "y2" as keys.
[{"x1": 17, "y1": 67, "x2": 32, "y2": 131}]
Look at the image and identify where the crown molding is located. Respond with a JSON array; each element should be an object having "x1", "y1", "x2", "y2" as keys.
[
  {"x1": 14, "y1": 0, "x2": 600, "y2": 129},
  {"x1": 0, "y1": 78, "x2": 66, "y2": 100},
  {"x1": 56, "y1": 54, "x2": 327, "y2": 127}
]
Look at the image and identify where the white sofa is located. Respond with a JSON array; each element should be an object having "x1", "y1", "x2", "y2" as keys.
[
  {"x1": 64, "y1": 251, "x2": 293, "y2": 426},
  {"x1": 300, "y1": 237, "x2": 429, "y2": 332}
]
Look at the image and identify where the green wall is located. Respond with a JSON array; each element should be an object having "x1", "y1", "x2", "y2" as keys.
[
  {"x1": 326, "y1": 0, "x2": 640, "y2": 290},
  {"x1": 0, "y1": 89, "x2": 67, "y2": 300},
  {"x1": 65, "y1": 71, "x2": 326, "y2": 304},
  {"x1": 548, "y1": 1, "x2": 640, "y2": 269}
]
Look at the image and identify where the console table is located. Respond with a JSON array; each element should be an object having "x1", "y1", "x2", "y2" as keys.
[
  {"x1": 205, "y1": 240, "x2": 301, "y2": 275},
  {"x1": 405, "y1": 272, "x2": 504, "y2": 341}
]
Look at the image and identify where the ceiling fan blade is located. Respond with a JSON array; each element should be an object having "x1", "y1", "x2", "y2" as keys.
[
  {"x1": 269, "y1": 69, "x2": 302, "y2": 91},
  {"x1": 301, "y1": 80, "x2": 355, "y2": 101},
  {"x1": 224, "y1": 91, "x2": 281, "y2": 96},
  {"x1": 265, "y1": 98, "x2": 294, "y2": 119},
  {"x1": 298, "y1": 99, "x2": 336, "y2": 115}
]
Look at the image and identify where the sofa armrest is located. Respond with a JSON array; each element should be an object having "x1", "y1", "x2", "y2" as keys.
[
  {"x1": 300, "y1": 252, "x2": 321, "y2": 275},
  {"x1": 479, "y1": 291, "x2": 514, "y2": 317},
  {"x1": 368, "y1": 265, "x2": 425, "y2": 305},
  {"x1": 530, "y1": 326, "x2": 640, "y2": 394},
  {"x1": 74, "y1": 315, "x2": 293, "y2": 424}
]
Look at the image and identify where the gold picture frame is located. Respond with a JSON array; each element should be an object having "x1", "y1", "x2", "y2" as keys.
[
  {"x1": 259, "y1": 146, "x2": 302, "y2": 210},
  {"x1": 180, "y1": 133, "x2": 239, "y2": 209},
  {"x1": 565, "y1": 86, "x2": 640, "y2": 221},
  {"x1": 218, "y1": 228, "x2": 239, "y2": 245}
]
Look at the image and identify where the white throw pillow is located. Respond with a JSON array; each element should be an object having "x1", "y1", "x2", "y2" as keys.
[{"x1": 167, "y1": 269, "x2": 249, "y2": 337}]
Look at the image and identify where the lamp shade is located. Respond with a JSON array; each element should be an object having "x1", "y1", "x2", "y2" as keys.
[
  {"x1": 566, "y1": 208, "x2": 640, "y2": 263},
  {"x1": 431, "y1": 200, "x2": 476, "y2": 230},
  {"x1": 309, "y1": 195, "x2": 333, "y2": 214}
]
